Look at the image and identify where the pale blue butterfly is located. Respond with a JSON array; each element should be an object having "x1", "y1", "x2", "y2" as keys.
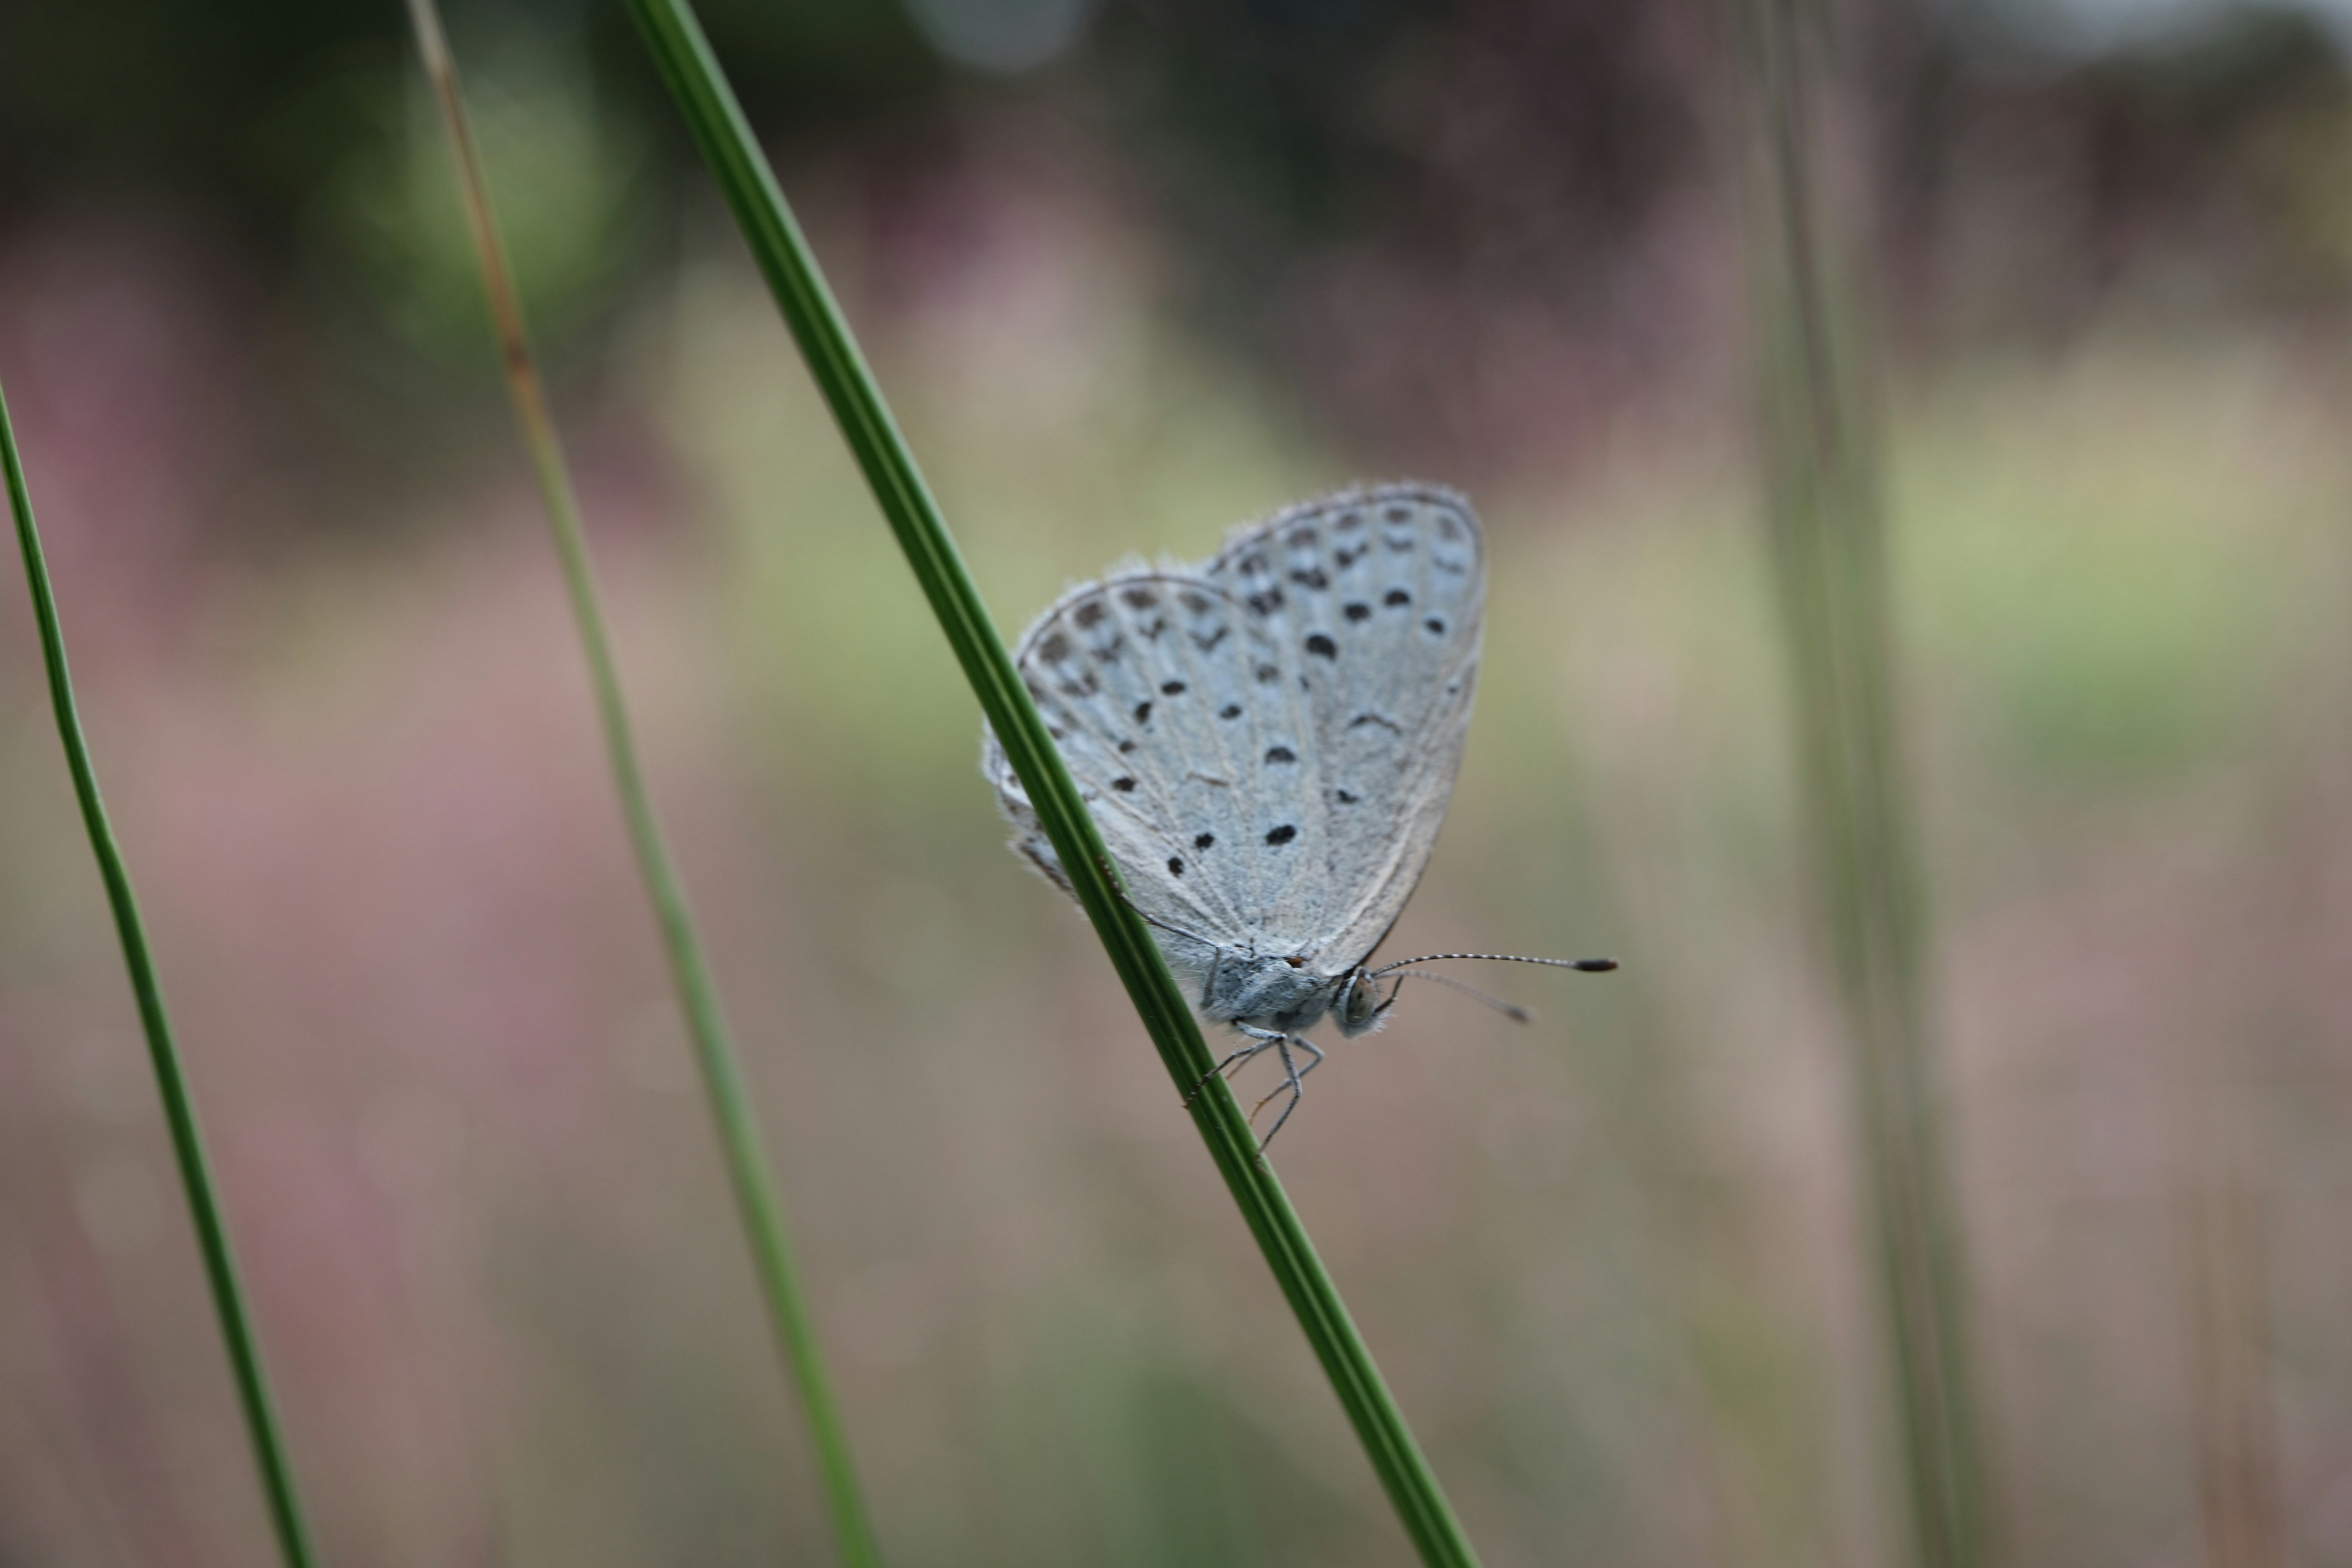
[{"x1": 984, "y1": 484, "x2": 1615, "y2": 1147}]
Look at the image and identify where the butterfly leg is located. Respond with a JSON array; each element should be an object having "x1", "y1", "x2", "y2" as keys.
[
  {"x1": 1248, "y1": 1035, "x2": 1313, "y2": 1150},
  {"x1": 1294, "y1": 1036, "x2": 1326, "y2": 1082},
  {"x1": 1182, "y1": 1025, "x2": 1283, "y2": 1110}
]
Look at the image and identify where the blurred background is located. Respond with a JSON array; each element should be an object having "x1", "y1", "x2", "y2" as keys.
[{"x1": 2, "y1": 0, "x2": 2350, "y2": 1563}]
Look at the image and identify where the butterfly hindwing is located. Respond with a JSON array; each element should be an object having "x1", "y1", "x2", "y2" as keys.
[{"x1": 985, "y1": 571, "x2": 1332, "y2": 976}]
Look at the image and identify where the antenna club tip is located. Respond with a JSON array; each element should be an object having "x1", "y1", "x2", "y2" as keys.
[{"x1": 1576, "y1": 959, "x2": 1621, "y2": 973}]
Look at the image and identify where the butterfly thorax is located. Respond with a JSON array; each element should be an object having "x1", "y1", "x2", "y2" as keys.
[
  {"x1": 1196, "y1": 944, "x2": 1336, "y2": 1033},
  {"x1": 1172, "y1": 940, "x2": 1388, "y2": 1038}
]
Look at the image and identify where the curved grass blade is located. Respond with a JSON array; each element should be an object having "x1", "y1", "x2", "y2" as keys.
[
  {"x1": 1735, "y1": 2, "x2": 1999, "y2": 1564},
  {"x1": 396, "y1": 5, "x2": 886, "y2": 1565},
  {"x1": 1, "y1": 380, "x2": 320, "y2": 1566},
  {"x1": 619, "y1": 4, "x2": 1485, "y2": 1563}
]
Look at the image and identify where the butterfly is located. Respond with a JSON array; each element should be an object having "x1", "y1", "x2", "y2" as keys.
[{"x1": 984, "y1": 484, "x2": 1614, "y2": 1147}]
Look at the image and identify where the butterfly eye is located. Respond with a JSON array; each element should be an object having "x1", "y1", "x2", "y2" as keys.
[{"x1": 1338, "y1": 973, "x2": 1382, "y2": 1031}]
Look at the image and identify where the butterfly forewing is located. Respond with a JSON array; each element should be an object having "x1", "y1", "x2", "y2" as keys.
[{"x1": 1206, "y1": 486, "x2": 1484, "y2": 969}]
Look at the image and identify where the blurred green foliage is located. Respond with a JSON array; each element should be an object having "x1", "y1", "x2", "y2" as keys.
[{"x1": 320, "y1": 32, "x2": 652, "y2": 363}]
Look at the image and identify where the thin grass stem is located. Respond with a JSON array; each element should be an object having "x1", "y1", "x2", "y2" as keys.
[
  {"x1": 1, "y1": 380, "x2": 321, "y2": 1565},
  {"x1": 1735, "y1": 2, "x2": 1998, "y2": 1565},
  {"x1": 618, "y1": 4, "x2": 1485, "y2": 1562},
  {"x1": 398, "y1": 6, "x2": 883, "y2": 1564}
]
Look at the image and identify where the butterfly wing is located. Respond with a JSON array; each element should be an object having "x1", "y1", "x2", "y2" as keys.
[
  {"x1": 982, "y1": 571, "x2": 1333, "y2": 979},
  {"x1": 1204, "y1": 484, "x2": 1485, "y2": 972}
]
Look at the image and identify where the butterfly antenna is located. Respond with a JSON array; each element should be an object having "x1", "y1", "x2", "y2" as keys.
[
  {"x1": 1382, "y1": 969, "x2": 1537, "y2": 1023},
  {"x1": 1369, "y1": 952, "x2": 1619, "y2": 976}
]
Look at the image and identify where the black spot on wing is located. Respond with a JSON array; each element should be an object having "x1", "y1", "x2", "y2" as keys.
[
  {"x1": 1305, "y1": 633, "x2": 1337, "y2": 660},
  {"x1": 1265, "y1": 824, "x2": 1297, "y2": 845}
]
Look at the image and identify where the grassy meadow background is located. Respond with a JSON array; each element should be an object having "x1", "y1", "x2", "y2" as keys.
[{"x1": 4, "y1": 0, "x2": 2351, "y2": 1564}]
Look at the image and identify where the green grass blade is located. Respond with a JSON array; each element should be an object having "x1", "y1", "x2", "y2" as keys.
[
  {"x1": 1, "y1": 380, "x2": 322, "y2": 1566},
  {"x1": 619, "y1": 4, "x2": 1485, "y2": 1562},
  {"x1": 397, "y1": 6, "x2": 884, "y2": 1564},
  {"x1": 1736, "y1": 2, "x2": 1998, "y2": 1564}
]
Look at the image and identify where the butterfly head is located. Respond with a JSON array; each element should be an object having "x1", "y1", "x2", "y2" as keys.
[{"x1": 1332, "y1": 967, "x2": 1398, "y2": 1036}]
